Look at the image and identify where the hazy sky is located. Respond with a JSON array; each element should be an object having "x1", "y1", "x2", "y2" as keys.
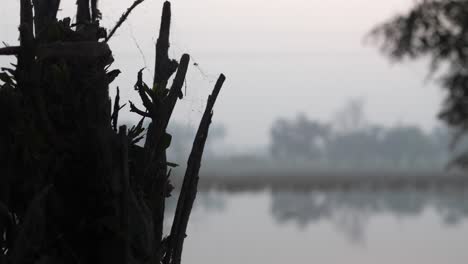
[{"x1": 0, "y1": 0, "x2": 444, "y2": 151}]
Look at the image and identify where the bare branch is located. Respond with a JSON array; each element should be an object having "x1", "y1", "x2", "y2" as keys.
[
  {"x1": 129, "y1": 101, "x2": 151, "y2": 118},
  {"x1": 112, "y1": 87, "x2": 122, "y2": 132},
  {"x1": 163, "y1": 54, "x2": 190, "y2": 124},
  {"x1": 154, "y1": 1, "x2": 178, "y2": 86},
  {"x1": 166, "y1": 74, "x2": 226, "y2": 264},
  {"x1": 105, "y1": 0, "x2": 146, "y2": 42},
  {"x1": 134, "y1": 69, "x2": 156, "y2": 115}
]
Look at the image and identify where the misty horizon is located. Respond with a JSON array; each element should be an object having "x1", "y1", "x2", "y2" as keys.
[{"x1": 0, "y1": 0, "x2": 444, "y2": 148}]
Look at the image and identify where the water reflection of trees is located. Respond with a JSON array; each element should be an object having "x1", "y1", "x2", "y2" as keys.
[
  {"x1": 270, "y1": 188, "x2": 468, "y2": 241},
  {"x1": 163, "y1": 191, "x2": 227, "y2": 232}
]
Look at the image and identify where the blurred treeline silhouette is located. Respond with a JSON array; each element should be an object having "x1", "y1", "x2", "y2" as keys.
[
  {"x1": 165, "y1": 100, "x2": 461, "y2": 176},
  {"x1": 268, "y1": 100, "x2": 452, "y2": 170}
]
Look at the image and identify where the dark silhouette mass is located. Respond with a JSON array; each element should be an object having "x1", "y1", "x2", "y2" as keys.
[{"x1": 0, "y1": 1, "x2": 225, "y2": 264}]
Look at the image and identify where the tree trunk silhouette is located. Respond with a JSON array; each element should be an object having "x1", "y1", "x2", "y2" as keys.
[{"x1": 0, "y1": 1, "x2": 225, "y2": 264}]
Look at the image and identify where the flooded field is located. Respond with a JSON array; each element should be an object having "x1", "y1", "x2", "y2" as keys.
[{"x1": 166, "y1": 187, "x2": 468, "y2": 264}]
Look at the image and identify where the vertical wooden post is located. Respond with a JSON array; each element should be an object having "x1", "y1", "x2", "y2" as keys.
[{"x1": 76, "y1": 0, "x2": 91, "y2": 24}]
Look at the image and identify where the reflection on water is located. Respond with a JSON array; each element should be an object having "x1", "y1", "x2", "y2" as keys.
[
  {"x1": 167, "y1": 188, "x2": 468, "y2": 264},
  {"x1": 164, "y1": 191, "x2": 228, "y2": 232},
  {"x1": 271, "y1": 188, "x2": 468, "y2": 242}
]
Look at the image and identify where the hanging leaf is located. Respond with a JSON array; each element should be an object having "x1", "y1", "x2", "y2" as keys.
[
  {"x1": 161, "y1": 132, "x2": 172, "y2": 149},
  {"x1": 106, "y1": 69, "x2": 121, "y2": 84},
  {"x1": 166, "y1": 161, "x2": 179, "y2": 168}
]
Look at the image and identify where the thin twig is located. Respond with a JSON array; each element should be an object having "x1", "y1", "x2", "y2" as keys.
[
  {"x1": 164, "y1": 54, "x2": 190, "y2": 123},
  {"x1": 105, "y1": 0, "x2": 146, "y2": 42},
  {"x1": 128, "y1": 22, "x2": 148, "y2": 68}
]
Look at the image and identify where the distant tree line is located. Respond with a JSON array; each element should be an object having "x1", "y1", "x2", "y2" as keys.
[
  {"x1": 165, "y1": 100, "x2": 457, "y2": 172},
  {"x1": 269, "y1": 101, "x2": 453, "y2": 169}
]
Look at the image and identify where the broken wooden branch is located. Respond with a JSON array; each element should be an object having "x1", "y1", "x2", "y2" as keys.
[
  {"x1": 134, "y1": 69, "x2": 156, "y2": 116},
  {"x1": 164, "y1": 54, "x2": 190, "y2": 122},
  {"x1": 140, "y1": 54, "x2": 190, "y2": 224},
  {"x1": 112, "y1": 87, "x2": 125, "y2": 132},
  {"x1": 138, "y1": 5, "x2": 190, "y2": 261},
  {"x1": 18, "y1": 0, "x2": 35, "y2": 78},
  {"x1": 76, "y1": 0, "x2": 91, "y2": 24},
  {"x1": 154, "y1": 1, "x2": 178, "y2": 86},
  {"x1": 129, "y1": 101, "x2": 151, "y2": 118},
  {"x1": 165, "y1": 74, "x2": 226, "y2": 264},
  {"x1": 140, "y1": 54, "x2": 189, "y2": 182}
]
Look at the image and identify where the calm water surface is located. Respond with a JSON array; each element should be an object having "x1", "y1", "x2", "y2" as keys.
[{"x1": 169, "y1": 189, "x2": 468, "y2": 264}]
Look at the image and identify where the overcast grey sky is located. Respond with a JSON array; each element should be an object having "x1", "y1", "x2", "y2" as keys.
[{"x1": 0, "y1": 0, "x2": 443, "y2": 151}]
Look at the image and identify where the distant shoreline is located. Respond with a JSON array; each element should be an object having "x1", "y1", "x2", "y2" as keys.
[{"x1": 193, "y1": 171, "x2": 468, "y2": 192}]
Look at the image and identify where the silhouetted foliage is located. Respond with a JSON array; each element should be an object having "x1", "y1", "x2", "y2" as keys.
[
  {"x1": 0, "y1": 1, "x2": 225, "y2": 264},
  {"x1": 370, "y1": 0, "x2": 468, "y2": 167}
]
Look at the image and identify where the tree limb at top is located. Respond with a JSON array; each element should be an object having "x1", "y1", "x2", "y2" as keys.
[
  {"x1": 33, "y1": 0, "x2": 61, "y2": 36},
  {"x1": 154, "y1": 1, "x2": 178, "y2": 86}
]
